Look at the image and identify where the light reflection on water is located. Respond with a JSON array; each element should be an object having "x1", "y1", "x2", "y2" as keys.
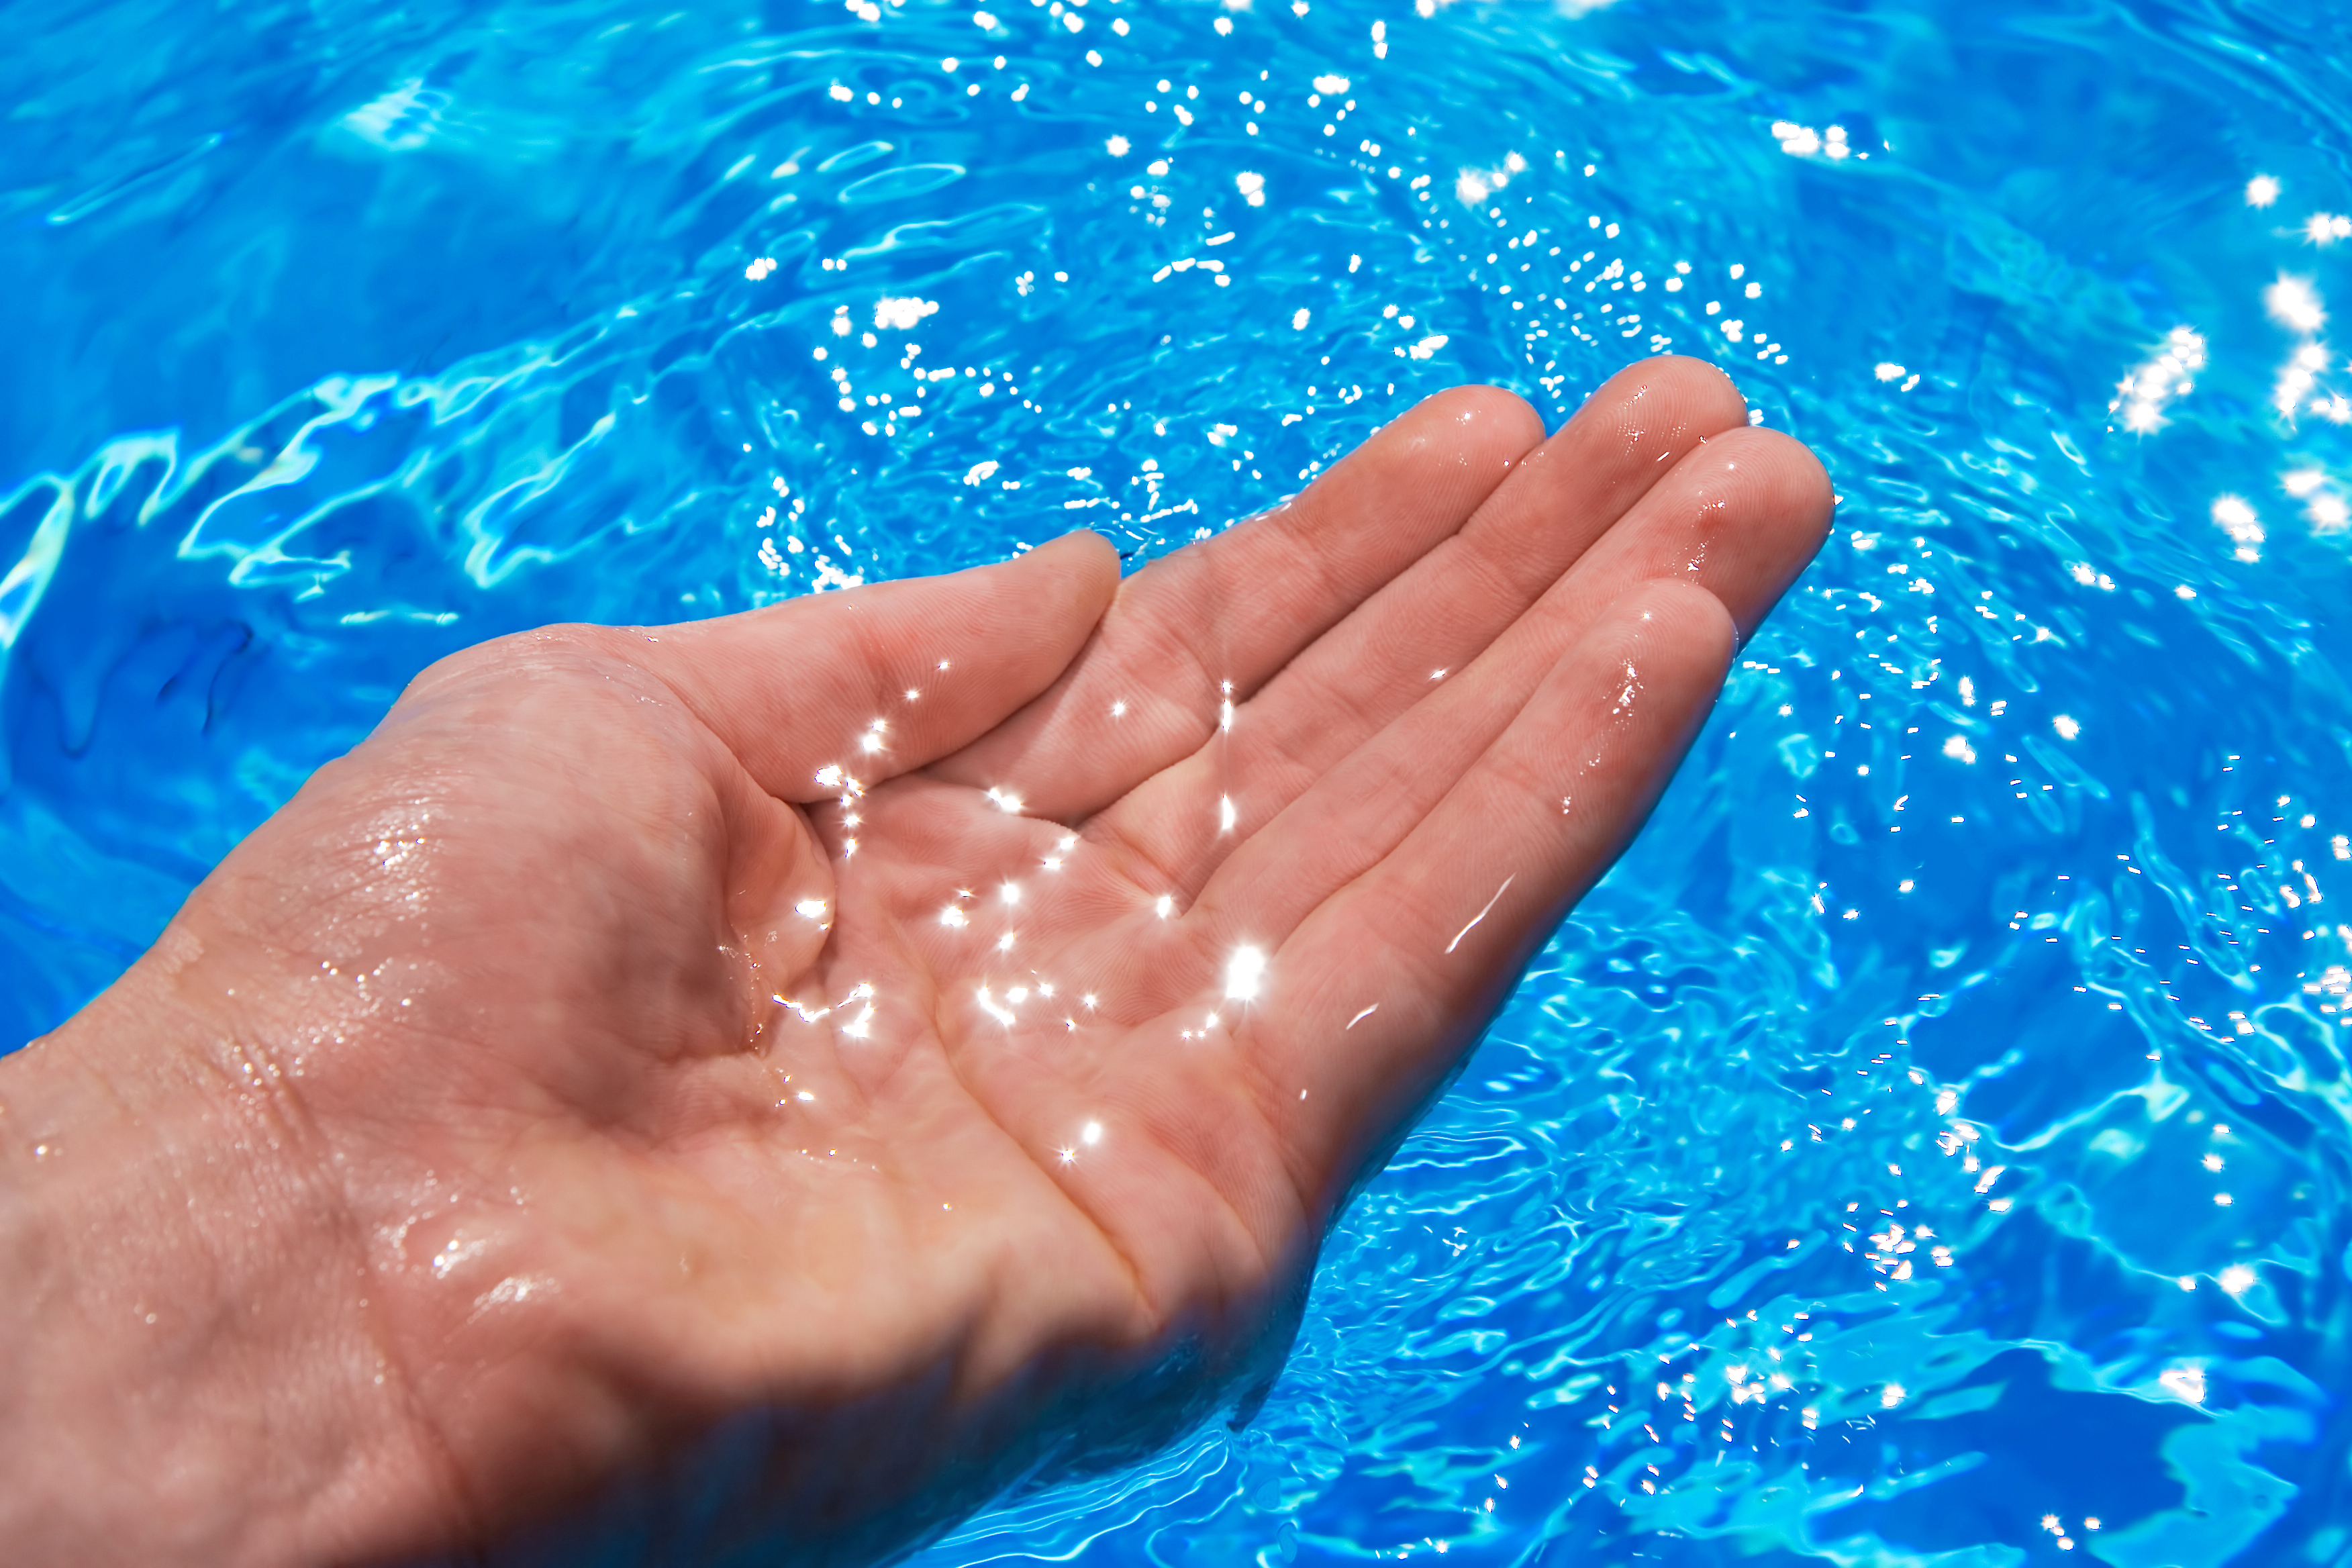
[{"x1": 9, "y1": 0, "x2": 2352, "y2": 1561}]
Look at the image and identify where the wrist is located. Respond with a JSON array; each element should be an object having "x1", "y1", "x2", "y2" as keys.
[{"x1": 0, "y1": 925, "x2": 459, "y2": 1567}]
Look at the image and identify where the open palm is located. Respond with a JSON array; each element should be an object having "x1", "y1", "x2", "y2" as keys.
[{"x1": 48, "y1": 359, "x2": 1828, "y2": 1565}]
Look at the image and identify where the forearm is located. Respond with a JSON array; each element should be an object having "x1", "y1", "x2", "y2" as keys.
[{"x1": 0, "y1": 940, "x2": 454, "y2": 1567}]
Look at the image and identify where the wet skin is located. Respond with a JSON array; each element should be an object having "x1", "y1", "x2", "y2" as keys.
[{"x1": 0, "y1": 358, "x2": 1830, "y2": 1565}]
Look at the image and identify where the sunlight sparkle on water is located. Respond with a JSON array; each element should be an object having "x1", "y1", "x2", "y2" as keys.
[
  {"x1": 23, "y1": 1, "x2": 2352, "y2": 1559},
  {"x1": 2160, "y1": 1364, "x2": 2208, "y2": 1404},
  {"x1": 2266, "y1": 274, "x2": 2325, "y2": 334},
  {"x1": 2212, "y1": 495, "x2": 2265, "y2": 559},
  {"x1": 2110, "y1": 327, "x2": 2204, "y2": 433}
]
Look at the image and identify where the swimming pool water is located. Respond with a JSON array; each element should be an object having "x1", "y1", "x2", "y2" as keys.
[{"x1": 9, "y1": 0, "x2": 2352, "y2": 1561}]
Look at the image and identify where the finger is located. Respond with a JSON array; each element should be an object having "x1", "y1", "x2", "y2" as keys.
[
  {"x1": 931, "y1": 385, "x2": 1548, "y2": 818},
  {"x1": 1101, "y1": 419, "x2": 1828, "y2": 898},
  {"x1": 1571, "y1": 424, "x2": 1834, "y2": 638},
  {"x1": 620, "y1": 531, "x2": 1120, "y2": 802},
  {"x1": 1227, "y1": 579, "x2": 1736, "y2": 1198},
  {"x1": 1212, "y1": 356, "x2": 1751, "y2": 765}
]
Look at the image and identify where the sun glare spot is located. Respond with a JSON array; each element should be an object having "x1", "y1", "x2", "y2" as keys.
[
  {"x1": 1447, "y1": 875, "x2": 1516, "y2": 953},
  {"x1": 2267, "y1": 275, "x2": 2325, "y2": 334},
  {"x1": 2213, "y1": 495, "x2": 2264, "y2": 560},
  {"x1": 2110, "y1": 326, "x2": 2206, "y2": 434},
  {"x1": 1226, "y1": 944, "x2": 1268, "y2": 1001}
]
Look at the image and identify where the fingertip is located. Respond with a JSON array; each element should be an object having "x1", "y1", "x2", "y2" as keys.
[
  {"x1": 1743, "y1": 427, "x2": 1837, "y2": 550},
  {"x1": 1479, "y1": 360, "x2": 1752, "y2": 560},
  {"x1": 1409, "y1": 383, "x2": 1547, "y2": 463},
  {"x1": 1031, "y1": 528, "x2": 1125, "y2": 610},
  {"x1": 1722, "y1": 426, "x2": 1836, "y2": 605},
  {"x1": 1612, "y1": 574, "x2": 1739, "y2": 669},
  {"x1": 975, "y1": 531, "x2": 1122, "y2": 685},
  {"x1": 971, "y1": 530, "x2": 1120, "y2": 634},
  {"x1": 1649, "y1": 424, "x2": 1834, "y2": 640},
  {"x1": 1320, "y1": 384, "x2": 1545, "y2": 532},
  {"x1": 1589, "y1": 355, "x2": 1751, "y2": 447},
  {"x1": 1652, "y1": 352, "x2": 1748, "y2": 402}
]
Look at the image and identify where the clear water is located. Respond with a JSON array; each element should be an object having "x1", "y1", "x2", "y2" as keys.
[{"x1": 8, "y1": 0, "x2": 2352, "y2": 1561}]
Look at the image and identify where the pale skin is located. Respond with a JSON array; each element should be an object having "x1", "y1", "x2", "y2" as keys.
[{"x1": 0, "y1": 357, "x2": 1830, "y2": 1566}]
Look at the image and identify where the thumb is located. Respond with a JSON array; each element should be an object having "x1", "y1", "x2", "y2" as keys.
[{"x1": 633, "y1": 531, "x2": 1120, "y2": 802}]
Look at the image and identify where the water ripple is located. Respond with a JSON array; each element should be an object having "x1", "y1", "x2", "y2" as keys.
[{"x1": 12, "y1": 0, "x2": 2352, "y2": 1561}]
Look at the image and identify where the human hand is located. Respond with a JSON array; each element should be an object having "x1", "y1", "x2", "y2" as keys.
[{"x1": 0, "y1": 357, "x2": 1829, "y2": 1565}]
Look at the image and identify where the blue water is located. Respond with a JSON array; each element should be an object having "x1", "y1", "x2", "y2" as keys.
[{"x1": 9, "y1": 0, "x2": 2352, "y2": 1561}]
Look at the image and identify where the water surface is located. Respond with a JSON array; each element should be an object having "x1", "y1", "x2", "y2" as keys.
[{"x1": 8, "y1": 0, "x2": 2352, "y2": 1561}]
